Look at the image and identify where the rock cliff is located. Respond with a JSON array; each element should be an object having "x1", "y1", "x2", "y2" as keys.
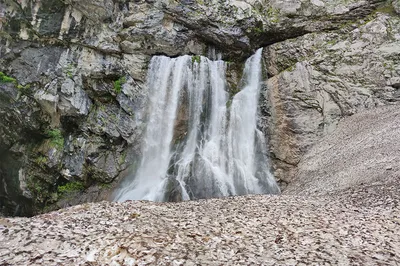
[{"x1": 0, "y1": 0, "x2": 399, "y2": 216}]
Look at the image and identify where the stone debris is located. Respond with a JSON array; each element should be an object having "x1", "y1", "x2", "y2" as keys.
[
  {"x1": 1, "y1": 180, "x2": 399, "y2": 265},
  {"x1": 285, "y1": 105, "x2": 400, "y2": 197}
]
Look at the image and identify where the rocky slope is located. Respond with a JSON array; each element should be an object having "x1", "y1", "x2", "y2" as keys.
[
  {"x1": 0, "y1": 178, "x2": 398, "y2": 265},
  {"x1": 0, "y1": 0, "x2": 399, "y2": 216},
  {"x1": 285, "y1": 105, "x2": 400, "y2": 196}
]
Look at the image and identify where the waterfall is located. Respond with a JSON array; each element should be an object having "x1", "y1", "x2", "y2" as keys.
[{"x1": 114, "y1": 49, "x2": 280, "y2": 202}]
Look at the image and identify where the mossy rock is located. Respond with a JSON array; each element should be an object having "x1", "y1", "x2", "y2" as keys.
[
  {"x1": 113, "y1": 76, "x2": 127, "y2": 94},
  {"x1": 0, "y1": 72, "x2": 17, "y2": 84},
  {"x1": 57, "y1": 181, "x2": 85, "y2": 194}
]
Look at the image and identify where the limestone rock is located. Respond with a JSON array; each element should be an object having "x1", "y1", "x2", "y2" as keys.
[
  {"x1": 59, "y1": 78, "x2": 92, "y2": 116},
  {"x1": 393, "y1": 0, "x2": 400, "y2": 14},
  {"x1": 263, "y1": 13, "x2": 400, "y2": 184}
]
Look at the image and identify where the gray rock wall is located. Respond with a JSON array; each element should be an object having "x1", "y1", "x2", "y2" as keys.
[
  {"x1": 0, "y1": 0, "x2": 398, "y2": 215},
  {"x1": 263, "y1": 10, "x2": 400, "y2": 186}
]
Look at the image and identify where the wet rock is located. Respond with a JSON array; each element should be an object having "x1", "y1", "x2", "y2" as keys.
[
  {"x1": 63, "y1": 136, "x2": 87, "y2": 178},
  {"x1": 164, "y1": 177, "x2": 183, "y2": 202},
  {"x1": 0, "y1": 152, "x2": 33, "y2": 217},
  {"x1": 88, "y1": 150, "x2": 120, "y2": 183}
]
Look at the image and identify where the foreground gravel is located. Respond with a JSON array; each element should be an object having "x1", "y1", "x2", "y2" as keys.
[{"x1": 0, "y1": 179, "x2": 399, "y2": 265}]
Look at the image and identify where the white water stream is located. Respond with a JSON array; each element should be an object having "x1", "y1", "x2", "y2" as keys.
[{"x1": 114, "y1": 49, "x2": 280, "y2": 202}]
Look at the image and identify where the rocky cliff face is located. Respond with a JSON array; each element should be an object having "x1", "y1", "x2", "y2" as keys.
[
  {"x1": 263, "y1": 6, "x2": 400, "y2": 186},
  {"x1": 0, "y1": 0, "x2": 399, "y2": 216}
]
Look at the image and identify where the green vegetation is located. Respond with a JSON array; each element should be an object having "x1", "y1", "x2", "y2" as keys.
[
  {"x1": 64, "y1": 63, "x2": 76, "y2": 78},
  {"x1": 26, "y1": 177, "x2": 50, "y2": 203},
  {"x1": 129, "y1": 213, "x2": 140, "y2": 219},
  {"x1": 230, "y1": 85, "x2": 241, "y2": 96},
  {"x1": 326, "y1": 39, "x2": 338, "y2": 46},
  {"x1": 192, "y1": 55, "x2": 201, "y2": 64},
  {"x1": 17, "y1": 84, "x2": 31, "y2": 90},
  {"x1": 118, "y1": 150, "x2": 128, "y2": 166},
  {"x1": 98, "y1": 103, "x2": 106, "y2": 111},
  {"x1": 66, "y1": 70, "x2": 73, "y2": 78},
  {"x1": 0, "y1": 72, "x2": 17, "y2": 84},
  {"x1": 46, "y1": 129, "x2": 64, "y2": 149},
  {"x1": 17, "y1": 83, "x2": 32, "y2": 95},
  {"x1": 253, "y1": 26, "x2": 264, "y2": 34},
  {"x1": 30, "y1": 181, "x2": 45, "y2": 194},
  {"x1": 266, "y1": 6, "x2": 279, "y2": 23},
  {"x1": 109, "y1": 112, "x2": 117, "y2": 121},
  {"x1": 285, "y1": 64, "x2": 296, "y2": 72},
  {"x1": 57, "y1": 181, "x2": 85, "y2": 194},
  {"x1": 114, "y1": 76, "x2": 127, "y2": 94},
  {"x1": 375, "y1": 3, "x2": 396, "y2": 16},
  {"x1": 100, "y1": 183, "x2": 112, "y2": 189},
  {"x1": 226, "y1": 86, "x2": 241, "y2": 109},
  {"x1": 0, "y1": 72, "x2": 32, "y2": 95},
  {"x1": 226, "y1": 98, "x2": 233, "y2": 109},
  {"x1": 0, "y1": 31, "x2": 12, "y2": 40},
  {"x1": 35, "y1": 155, "x2": 48, "y2": 166}
]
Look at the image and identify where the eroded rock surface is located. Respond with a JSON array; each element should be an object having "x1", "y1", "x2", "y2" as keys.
[{"x1": 263, "y1": 10, "x2": 400, "y2": 185}]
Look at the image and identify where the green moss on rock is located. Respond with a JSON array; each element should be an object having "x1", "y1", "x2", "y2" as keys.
[
  {"x1": 45, "y1": 129, "x2": 64, "y2": 149},
  {"x1": 34, "y1": 155, "x2": 48, "y2": 167},
  {"x1": 0, "y1": 72, "x2": 17, "y2": 84},
  {"x1": 113, "y1": 76, "x2": 127, "y2": 94},
  {"x1": 375, "y1": 3, "x2": 397, "y2": 16},
  {"x1": 57, "y1": 181, "x2": 84, "y2": 194}
]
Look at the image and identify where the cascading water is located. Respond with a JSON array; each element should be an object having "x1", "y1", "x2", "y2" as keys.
[{"x1": 114, "y1": 48, "x2": 280, "y2": 202}]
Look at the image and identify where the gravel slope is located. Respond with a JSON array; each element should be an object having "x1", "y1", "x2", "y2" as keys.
[
  {"x1": 285, "y1": 105, "x2": 400, "y2": 196},
  {"x1": 0, "y1": 180, "x2": 399, "y2": 265}
]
